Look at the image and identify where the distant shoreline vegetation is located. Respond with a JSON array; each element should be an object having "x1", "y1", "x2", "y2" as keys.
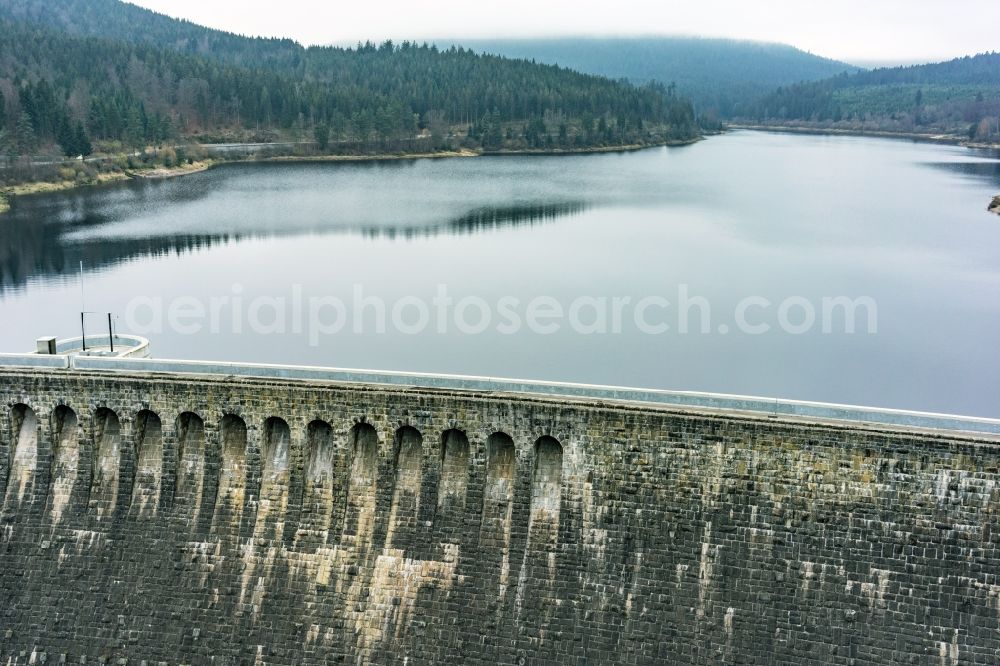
[{"x1": 739, "y1": 53, "x2": 1000, "y2": 144}]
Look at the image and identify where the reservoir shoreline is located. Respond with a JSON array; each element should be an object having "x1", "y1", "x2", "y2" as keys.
[
  {"x1": 727, "y1": 123, "x2": 1000, "y2": 151},
  {"x1": 0, "y1": 137, "x2": 699, "y2": 215}
]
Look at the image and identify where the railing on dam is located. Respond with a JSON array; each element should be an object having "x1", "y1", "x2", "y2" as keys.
[
  {"x1": 0, "y1": 352, "x2": 998, "y2": 436},
  {"x1": 51, "y1": 334, "x2": 151, "y2": 358}
]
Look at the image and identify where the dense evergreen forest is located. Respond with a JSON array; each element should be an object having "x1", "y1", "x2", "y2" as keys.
[
  {"x1": 0, "y1": 0, "x2": 305, "y2": 69},
  {"x1": 457, "y1": 37, "x2": 855, "y2": 118},
  {"x1": 0, "y1": 0, "x2": 699, "y2": 167},
  {"x1": 746, "y1": 52, "x2": 1000, "y2": 140}
]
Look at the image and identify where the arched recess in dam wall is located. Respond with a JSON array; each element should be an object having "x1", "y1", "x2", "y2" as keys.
[{"x1": 0, "y1": 369, "x2": 999, "y2": 664}]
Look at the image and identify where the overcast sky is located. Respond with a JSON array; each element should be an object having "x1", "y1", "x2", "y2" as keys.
[{"x1": 129, "y1": 0, "x2": 998, "y2": 66}]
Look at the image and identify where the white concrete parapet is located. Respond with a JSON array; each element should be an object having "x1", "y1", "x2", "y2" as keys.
[{"x1": 44, "y1": 355, "x2": 1000, "y2": 437}]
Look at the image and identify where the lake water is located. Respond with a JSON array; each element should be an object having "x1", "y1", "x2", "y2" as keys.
[{"x1": 2, "y1": 130, "x2": 999, "y2": 417}]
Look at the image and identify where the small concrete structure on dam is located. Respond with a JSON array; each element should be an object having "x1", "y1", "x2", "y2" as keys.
[{"x1": 1, "y1": 346, "x2": 1000, "y2": 664}]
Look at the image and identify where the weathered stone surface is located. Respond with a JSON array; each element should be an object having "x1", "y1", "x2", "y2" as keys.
[{"x1": 0, "y1": 368, "x2": 999, "y2": 664}]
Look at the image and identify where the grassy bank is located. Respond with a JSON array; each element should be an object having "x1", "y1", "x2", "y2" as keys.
[
  {"x1": 5, "y1": 171, "x2": 131, "y2": 195},
  {"x1": 129, "y1": 159, "x2": 217, "y2": 179},
  {"x1": 0, "y1": 171, "x2": 131, "y2": 213}
]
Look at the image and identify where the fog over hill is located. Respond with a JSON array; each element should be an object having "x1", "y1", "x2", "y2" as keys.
[{"x1": 451, "y1": 37, "x2": 858, "y2": 117}]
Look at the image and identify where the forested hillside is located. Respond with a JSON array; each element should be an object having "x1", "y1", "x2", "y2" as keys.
[
  {"x1": 747, "y1": 52, "x2": 1000, "y2": 140},
  {"x1": 457, "y1": 37, "x2": 855, "y2": 118},
  {"x1": 0, "y1": 0, "x2": 699, "y2": 166},
  {"x1": 0, "y1": 0, "x2": 303, "y2": 69}
]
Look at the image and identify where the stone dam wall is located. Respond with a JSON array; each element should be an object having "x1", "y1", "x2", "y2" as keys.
[{"x1": 0, "y1": 368, "x2": 999, "y2": 664}]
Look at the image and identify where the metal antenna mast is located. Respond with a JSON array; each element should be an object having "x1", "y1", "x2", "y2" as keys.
[{"x1": 79, "y1": 261, "x2": 87, "y2": 351}]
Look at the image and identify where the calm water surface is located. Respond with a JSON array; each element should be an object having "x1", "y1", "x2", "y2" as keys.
[{"x1": 2, "y1": 131, "x2": 999, "y2": 416}]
